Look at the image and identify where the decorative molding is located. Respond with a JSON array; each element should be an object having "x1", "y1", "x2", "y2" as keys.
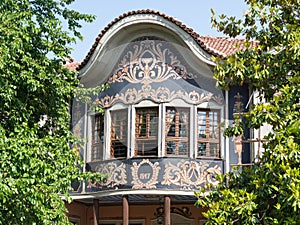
[
  {"x1": 96, "y1": 84, "x2": 223, "y2": 108},
  {"x1": 87, "y1": 162, "x2": 127, "y2": 189},
  {"x1": 131, "y1": 159, "x2": 161, "y2": 189},
  {"x1": 84, "y1": 158, "x2": 223, "y2": 192},
  {"x1": 233, "y1": 92, "x2": 244, "y2": 113},
  {"x1": 162, "y1": 160, "x2": 221, "y2": 188},
  {"x1": 107, "y1": 38, "x2": 196, "y2": 85},
  {"x1": 155, "y1": 206, "x2": 192, "y2": 218},
  {"x1": 94, "y1": 37, "x2": 224, "y2": 108}
]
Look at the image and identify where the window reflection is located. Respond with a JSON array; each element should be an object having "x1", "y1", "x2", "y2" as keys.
[
  {"x1": 92, "y1": 114, "x2": 104, "y2": 161},
  {"x1": 135, "y1": 108, "x2": 159, "y2": 156},
  {"x1": 197, "y1": 109, "x2": 220, "y2": 157},
  {"x1": 166, "y1": 107, "x2": 189, "y2": 156},
  {"x1": 111, "y1": 110, "x2": 128, "y2": 158}
]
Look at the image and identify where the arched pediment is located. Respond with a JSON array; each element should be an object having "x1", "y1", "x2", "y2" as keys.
[
  {"x1": 95, "y1": 37, "x2": 223, "y2": 108},
  {"x1": 78, "y1": 12, "x2": 216, "y2": 83}
]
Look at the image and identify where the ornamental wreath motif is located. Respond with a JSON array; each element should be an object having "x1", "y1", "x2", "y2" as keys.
[{"x1": 131, "y1": 159, "x2": 161, "y2": 189}]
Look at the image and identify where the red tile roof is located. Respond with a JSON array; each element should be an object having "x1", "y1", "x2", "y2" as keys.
[
  {"x1": 69, "y1": 9, "x2": 258, "y2": 71},
  {"x1": 197, "y1": 36, "x2": 256, "y2": 58},
  {"x1": 63, "y1": 59, "x2": 81, "y2": 72}
]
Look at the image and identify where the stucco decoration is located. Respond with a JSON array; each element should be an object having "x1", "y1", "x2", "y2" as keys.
[
  {"x1": 95, "y1": 37, "x2": 223, "y2": 108},
  {"x1": 131, "y1": 159, "x2": 161, "y2": 189},
  {"x1": 162, "y1": 159, "x2": 221, "y2": 188},
  {"x1": 107, "y1": 38, "x2": 196, "y2": 85},
  {"x1": 87, "y1": 161, "x2": 127, "y2": 189},
  {"x1": 85, "y1": 158, "x2": 223, "y2": 192}
]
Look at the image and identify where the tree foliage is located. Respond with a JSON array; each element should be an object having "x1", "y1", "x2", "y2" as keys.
[
  {"x1": 196, "y1": 0, "x2": 300, "y2": 224},
  {"x1": 0, "y1": 0, "x2": 98, "y2": 224}
]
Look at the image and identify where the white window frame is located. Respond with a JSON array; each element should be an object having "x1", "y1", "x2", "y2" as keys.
[
  {"x1": 87, "y1": 100, "x2": 224, "y2": 161},
  {"x1": 108, "y1": 104, "x2": 129, "y2": 160},
  {"x1": 162, "y1": 100, "x2": 193, "y2": 158},
  {"x1": 195, "y1": 102, "x2": 224, "y2": 159},
  {"x1": 133, "y1": 100, "x2": 161, "y2": 157}
]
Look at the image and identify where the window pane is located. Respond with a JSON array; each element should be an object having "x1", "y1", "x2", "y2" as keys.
[
  {"x1": 210, "y1": 143, "x2": 219, "y2": 157},
  {"x1": 135, "y1": 108, "x2": 158, "y2": 156},
  {"x1": 197, "y1": 109, "x2": 220, "y2": 158},
  {"x1": 178, "y1": 141, "x2": 188, "y2": 155},
  {"x1": 197, "y1": 111, "x2": 206, "y2": 124},
  {"x1": 165, "y1": 107, "x2": 189, "y2": 156},
  {"x1": 198, "y1": 142, "x2": 206, "y2": 156},
  {"x1": 137, "y1": 140, "x2": 158, "y2": 156},
  {"x1": 137, "y1": 108, "x2": 158, "y2": 137},
  {"x1": 111, "y1": 140, "x2": 127, "y2": 158},
  {"x1": 111, "y1": 110, "x2": 128, "y2": 158},
  {"x1": 179, "y1": 110, "x2": 189, "y2": 137},
  {"x1": 92, "y1": 114, "x2": 104, "y2": 161},
  {"x1": 166, "y1": 141, "x2": 176, "y2": 154},
  {"x1": 166, "y1": 108, "x2": 176, "y2": 136},
  {"x1": 197, "y1": 111, "x2": 207, "y2": 138},
  {"x1": 198, "y1": 125, "x2": 206, "y2": 138}
]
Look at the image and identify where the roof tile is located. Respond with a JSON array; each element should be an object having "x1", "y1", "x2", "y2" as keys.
[{"x1": 72, "y1": 10, "x2": 258, "y2": 71}]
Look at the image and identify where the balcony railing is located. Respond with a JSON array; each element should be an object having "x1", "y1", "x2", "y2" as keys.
[{"x1": 72, "y1": 158, "x2": 223, "y2": 193}]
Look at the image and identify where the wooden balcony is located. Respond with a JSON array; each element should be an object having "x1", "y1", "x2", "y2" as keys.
[{"x1": 72, "y1": 158, "x2": 223, "y2": 194}]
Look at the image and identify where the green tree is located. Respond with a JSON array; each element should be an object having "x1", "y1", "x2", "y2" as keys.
[
  {"x1": 195, "y1": 0, "x2": 300, "y2": 224},
  {"x1": 0, "y1": 0, "x2": 99, "y2": 224}
]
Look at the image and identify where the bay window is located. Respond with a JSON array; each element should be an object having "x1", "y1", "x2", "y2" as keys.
[{"x1": 90, "y1": 105, "x2": 222, "y2": 161}]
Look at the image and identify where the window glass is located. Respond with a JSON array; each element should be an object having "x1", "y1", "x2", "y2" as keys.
[
  {"x1": 165, "y1": 107, "x2": 189, "y2": 156},
  {"x1": 92, "y1": 114, "x2": 104, "y2": 161},
  {"x1": 197, "y1": 109, "x2": 220, "y2": 157},
  {"x1": 111, "y1": 110, "x2": 128, "y2": 158},
  {"x1": 135, "y1": 108, "x2": 158, "y2": 156}
]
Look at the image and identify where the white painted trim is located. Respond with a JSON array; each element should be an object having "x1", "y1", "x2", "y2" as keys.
[
  {"x1": 225, "y1": 90, "x2": 230, "y2": 173},
  {"x1": 78, "y1": 14, "x2": 215, "y2": 79},
  {"x1": 86, "y1": 111, "x2": 92, "y2": 162},
  {"x1": 82, "y1": 103, "x2": 88, "y2": 193},
  {"x1": 195, "y1": 103, "x2": 224, "y2": 159},
  {"x1": 127, "y1": 106, "x2": 132, "y2": 158},
  {"x1": 63, "y1": 189, "x2": 197, "y2": 200},
  {"x1": 158, "y1": 104, "x2": 163, "y2": 158},
  {"x1": 191, "y1": 106, "x2": 197, "y2": 158},
  {"x1": 104, "y1": 109, "x2": 110, "y2": 160},
  {"x1": 129, "y1": 105, "x2": 135, "y2": 158}
]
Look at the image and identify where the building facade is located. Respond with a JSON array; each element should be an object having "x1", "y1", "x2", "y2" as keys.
[{"x1": 65, "y1": 10, "x2": 266, "y2": 225}]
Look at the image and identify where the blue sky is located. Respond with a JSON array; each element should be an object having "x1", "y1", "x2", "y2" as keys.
[{"x1": 69, "y1": 0, "x2": 248, "y2": 62}]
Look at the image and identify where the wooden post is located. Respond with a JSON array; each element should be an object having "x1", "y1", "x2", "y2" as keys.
[
  {"x1": 123, "y1": 195, "x2": 129, "y2": 225},
  {"x1": 93, "y1": 199, "x2": 99, "y2": 225},
  {"x1": 164, "y1": 196, "x2": 171, "y2": 225}
]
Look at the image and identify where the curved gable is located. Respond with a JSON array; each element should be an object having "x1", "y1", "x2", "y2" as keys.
[
  {"x1": 95, "y1": 36, "x2": 223, "y2": 107},
  {"x1": 72, "y1": 10, "x2": 257, "y2": 76},
  {"x1": 78, "y1": 10, "x2": 216, "y2": 82},
  {"x1": 77, "y1": 11, "x2": 226, "y2": 108}
]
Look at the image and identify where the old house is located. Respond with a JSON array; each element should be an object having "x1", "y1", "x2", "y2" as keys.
[{"x1": 65, "y1": 10, "x2": 266, "y2": 225}]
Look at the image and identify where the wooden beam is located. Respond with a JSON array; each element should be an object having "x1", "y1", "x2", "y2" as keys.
[
  {"x1": 164, "y1": 196, "x2": 171, "y2": 225},
  {"x1": 93, "y1": 199, "x2": 99, "y2": 225},
  {"x1": 122, "y1": 195, "x2": 129, "y2": 225}
]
